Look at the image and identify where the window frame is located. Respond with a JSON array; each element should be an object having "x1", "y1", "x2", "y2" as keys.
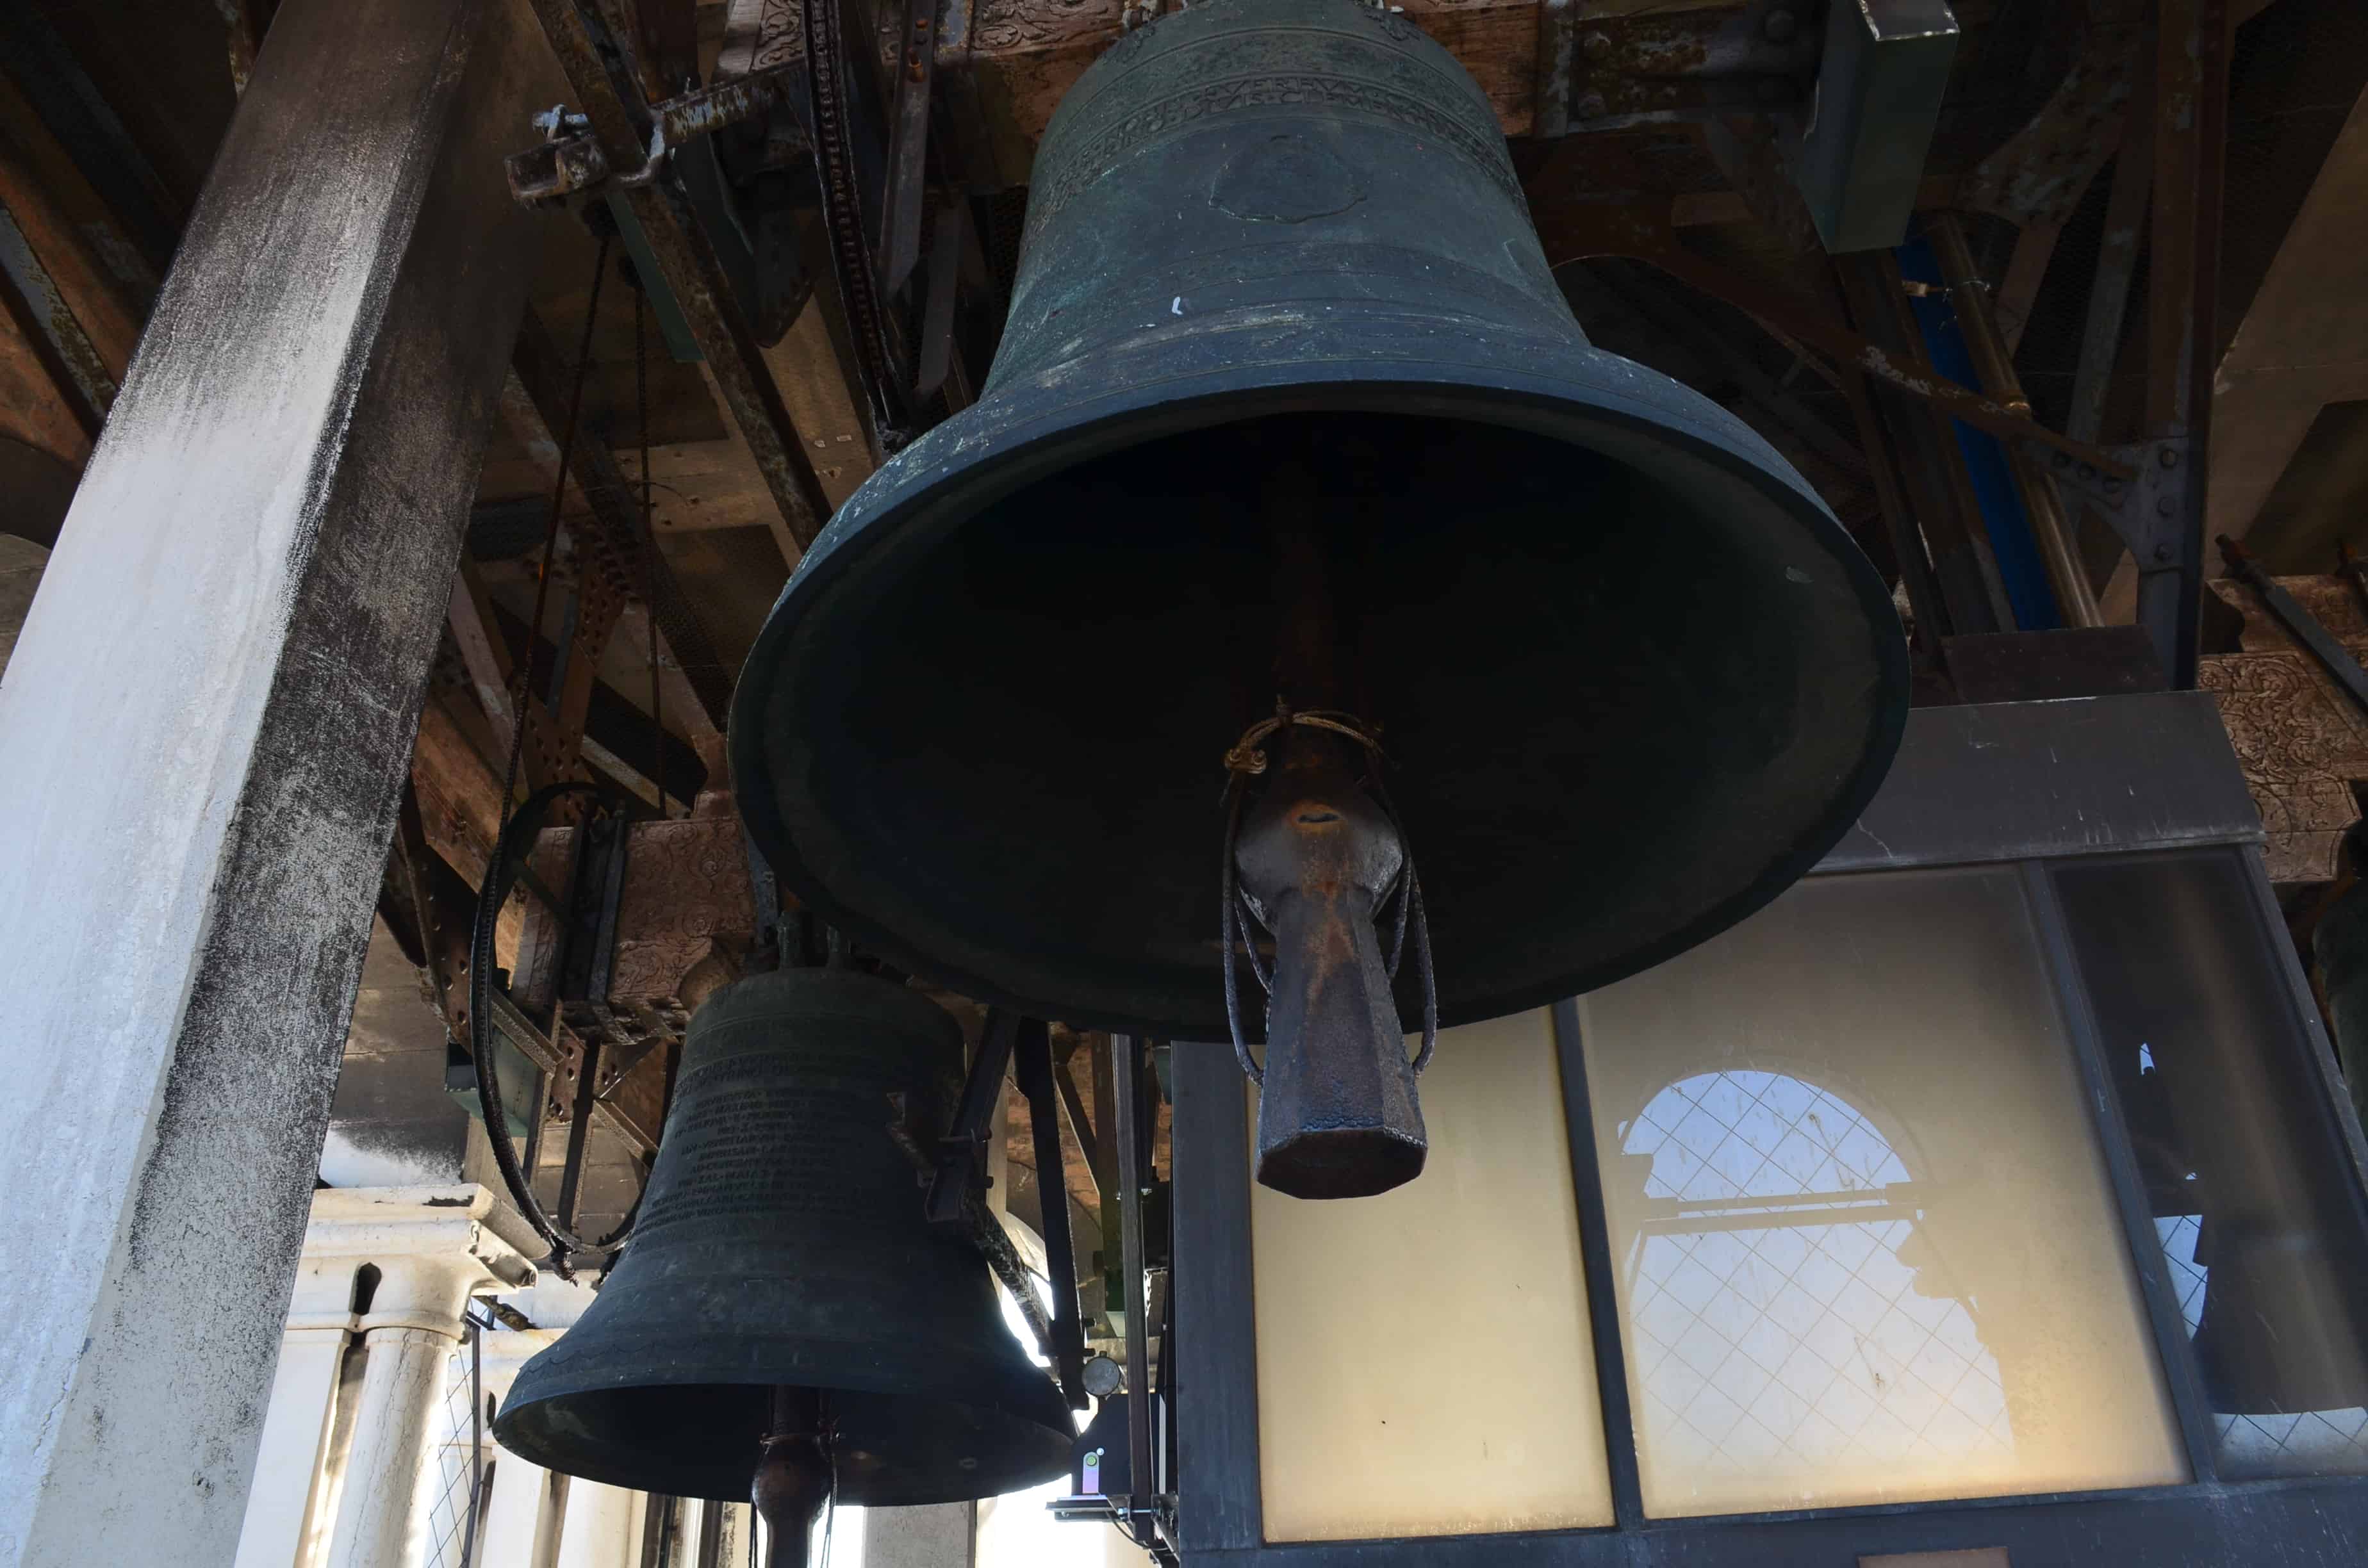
[{"x1": 1170, "y1": 694, "x2": 2368, "y2": 1567}]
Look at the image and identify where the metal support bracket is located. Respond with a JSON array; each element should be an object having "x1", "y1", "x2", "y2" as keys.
[{"x1": 2027, "y1": 433, "x2": 2192, "y2": 574}]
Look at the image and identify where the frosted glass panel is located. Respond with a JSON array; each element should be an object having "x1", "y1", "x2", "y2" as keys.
[
  {"x1": 1578, "y1": 867, "x2": 2185, "y2": 1519},
  {"x1": 1251, "y1": 1009, "x2": 1615, "y2": 1540}
]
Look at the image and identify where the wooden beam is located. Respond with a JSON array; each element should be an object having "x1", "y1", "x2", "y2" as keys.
[
  {"x1": 0, "y1": 286, "x2": 88, "y2": 469},
  {"x1": 0, "y1": 78, "x2": 152, "y2": 363},
  {"x1": 520, "y1": 0, "x2": 834, "y2": 549},
  {"x1": 512, "y1": 309, "x2": 739, "y2": 724},
  {"x1": 413, "y1": 694, "x2": 507, "y2": 890},
  {"x1": 2207, "y1": 79, "x2": 2368, "y2": 557},
  {"x1": 0, "y1": 100, "x2": 149, "y2": 432}
]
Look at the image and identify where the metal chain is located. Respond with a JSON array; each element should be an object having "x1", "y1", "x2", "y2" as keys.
[
  {"x1": 470, "y1": 234, "x2": 612, "y2": 1263},
  {"x1": 463, "y1": 233, "x2": 656, "y2": 1267},
  {"x1": 471, "y1": 782, "x2": 643, "y2": 1264},
  {"x1": 634, "y1": 282, "x2": 664, "y2": 819},
  {"x1": 498, "y1": 230, "x2": 611, "y2": 817},
  {"x1": 799, "y1": 0, "x2": 910, "y2": 443}
]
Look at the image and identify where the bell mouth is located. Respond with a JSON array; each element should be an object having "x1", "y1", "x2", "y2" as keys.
[
  {"x1": 734, "y1": 323, "x2": 1908, "y2": 1038},
  {"x1": 493, "y1": 1377, "x2": 1075, "y2": 1507}
]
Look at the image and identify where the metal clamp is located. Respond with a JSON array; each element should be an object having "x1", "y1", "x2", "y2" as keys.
[{"x1": 506, "y1": 70, "x2": 812, "y2": 208}]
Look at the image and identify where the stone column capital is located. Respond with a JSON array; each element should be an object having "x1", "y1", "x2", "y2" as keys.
[{"x1": 302, "y1": 1184, "x2": 536, "y2": 1338}]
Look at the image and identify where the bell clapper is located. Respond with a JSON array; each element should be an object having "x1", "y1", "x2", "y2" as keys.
[
  {"x1": 1224, "y1": 490, "x2": 1434, "y2": 1199},
  {"x1": 752, "y1": 1385, "x2": 831, "y2": 1568}
]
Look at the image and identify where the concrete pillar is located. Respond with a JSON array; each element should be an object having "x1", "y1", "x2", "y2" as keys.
[
  {"x1": 477, "y1": 1332, "x2": 565, "y2": 1568},
  {"x1": 0, "y1": 0, "x2": 538, "y2": 1560},
  {"x1": 477, "y1": 1467, "x2": 567, "y2": 1568},
  {"x1": 552, "y1": 1479, "x2": 642, "y2": 1568},
  {"x1": 324, "y1": 1325, "x2": 460, "y2": 1568},
  {"x1": 234, "y1": 1190, "x2": 530, "y2": 1568},
  {"x1": 234, "y1": 1259, "x2": 369, "y2": 1568},
  {"x1": 711, "y1": 1502, "x2": 752, "y2": 1568}
]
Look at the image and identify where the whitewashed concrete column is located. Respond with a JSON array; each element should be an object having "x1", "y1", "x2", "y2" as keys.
[
  {"x1": 476, "y1": 1332, "x2": 565, "y2": 1568},
  {"x1": 553, "y1": 1478, "x2": 643, "y2": 1568},
  {"x1": 0, "y1": 0, "x2": 540, "y2": 1561},
  {"x1": 233, "y1": 1255, "x2": 371, "y2": 1568},
  {"x1": 318, "y1": 1191, "x2": 529, "y2": 1568}
]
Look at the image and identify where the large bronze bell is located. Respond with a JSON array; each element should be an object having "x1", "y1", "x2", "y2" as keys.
[
  {"x1": 732, "y1": 0, "x2": 1909, "y2": 1198},
  {"x1": 492, "y1": 969, "x2": 1073, "y2": 1550}
]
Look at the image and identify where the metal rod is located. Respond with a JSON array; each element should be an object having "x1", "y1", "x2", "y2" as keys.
[
  {"x1": 459, "y1": 1315, "x2": 486, "y2": 1568},
  {"x1": 1113, "y1": 1032, "x2": 1155, "y2": 1510},
  {"x1": 1053, "y1": 1053, "x2": 1112, "y2": 1214},
  {"x1": 1549, "y1": 1000, "x2": 1647, "y2": 1528},
  {"x1": 1839, "y1": 361, "x2": 1951, "y2": 662},
  {"x1": 1015, "y1": 1018, "x2": 1090, "y2": 1407},
  {"x1": 2141, "y1": 0, "x2": 2228, "y2": 689},
  {"x1": 927, "y1": 1008, "x2": 1019, "y2": 1226},
  {"x1": 2221, "y1": 539, "x2": 2368, "y2": 719},
  {"x1": 1638, "y1": 240, "x2": 2141, "y2": 483},
  {"x1": 1928, "y1": 213, "x2": 2104, "y2": 628},
  {"x1": 2068, "y1": 74, "x2": 2154, "y2": 447},
  {"x1": 520, "y1": 0, "x2": 835, "y2": 549}
]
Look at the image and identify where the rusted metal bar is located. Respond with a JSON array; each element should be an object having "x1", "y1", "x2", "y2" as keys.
[
  {"x1": 879, "y1": 0, "x2": 943, "y2": 295},
  {"x1": 2141, "y1": 0, "x2": 2227, "y2": 687},
  {"x1": 520, "y1": 0, "x2": 834, "y2": 550},
  {"x1": 1928, "y1": 213, "x2": 2104, "y2": 628},
  {"x1": 1053, "y1": 1050, "x2": 1114, "y2": 1216},
  {"x1": 1112, "y1": 1033, "x2": 1162, "y2": 1524},
  {"x1": 2068, "y1": 61, "x2": 2153, "y2": 446},
  {"x1": 1836, "y1": 250, "x2": 2014, "y2": 635},
  {"x1": 507, "y1": 67, "x2": 814, "y2": 205},
  {"x1": 1838, "y1": 360, "x2": 1950, "y2": 666},
  {"x1": 1542, "y1": 202, "x2": 2141, "y2": 482},
  {"x1": 510, "y1": 309, "x2": 737, "y2": 728}
]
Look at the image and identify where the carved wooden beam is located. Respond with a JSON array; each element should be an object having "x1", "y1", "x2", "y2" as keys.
[{"x1": 2200, "y1": 574, "x2": 2368, "y2": 885}]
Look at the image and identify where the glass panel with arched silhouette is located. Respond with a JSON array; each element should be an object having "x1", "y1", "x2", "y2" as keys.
[{"x1": 1577, "y1": 866, "x2": 2186, "y2": 1517}]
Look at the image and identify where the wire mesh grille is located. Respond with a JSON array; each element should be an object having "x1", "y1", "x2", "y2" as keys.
[
  {"x1": 1622, "y1": 1070, "x2": 2012, "y2": 1479},
  {"x1": 422, "y1": 1340, "x2": 485, "y2": 1568}
]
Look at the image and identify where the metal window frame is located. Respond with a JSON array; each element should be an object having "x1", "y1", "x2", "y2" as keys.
[{"x1": 1171, "y1": 694, "x2": 2368, "y2": 1566}]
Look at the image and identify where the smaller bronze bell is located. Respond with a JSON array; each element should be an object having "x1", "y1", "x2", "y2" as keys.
[{"x1": 493, "y1": 968, "x2": 1073, "y2": 1550}]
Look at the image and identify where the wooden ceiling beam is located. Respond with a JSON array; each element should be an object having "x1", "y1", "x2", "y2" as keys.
[{"x1": 0, "y1": 284, "x2": 89, "y2": 471}]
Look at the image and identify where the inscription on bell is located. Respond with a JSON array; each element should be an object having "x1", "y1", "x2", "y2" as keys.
[
  {"x1": 1212, "y1": 133, "x2": 1364, "y2": 223},
  {"x1": 638, "y1": 1051, "x2": 910, "y2": 1234}
]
